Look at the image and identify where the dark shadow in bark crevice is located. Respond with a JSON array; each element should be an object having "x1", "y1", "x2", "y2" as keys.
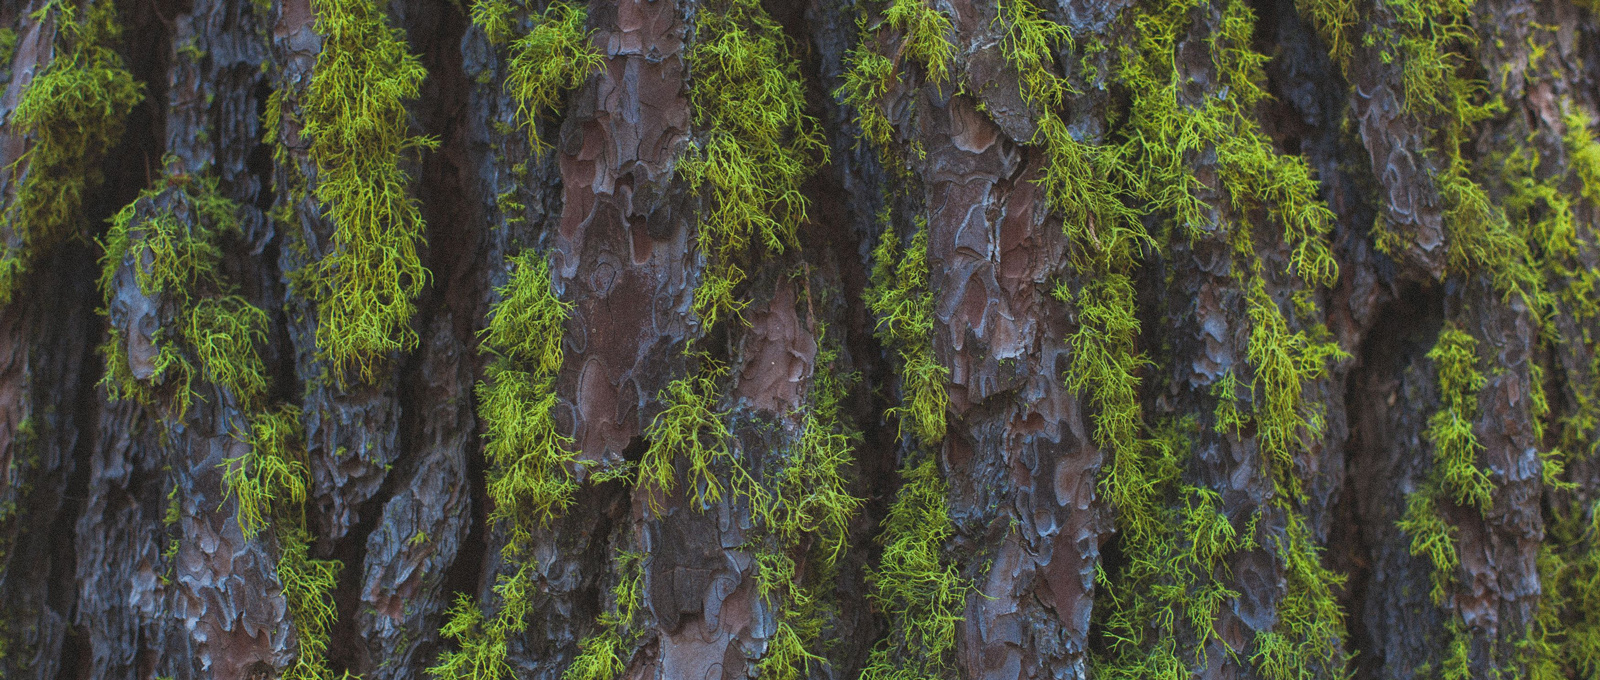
[{"x1": 1331, "y1": 279, "x2": 1443, "y2": 679}]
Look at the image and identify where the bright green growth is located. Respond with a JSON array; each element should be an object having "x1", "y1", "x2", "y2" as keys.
[
  {"x1": 835, "y1": 0, "x2": 954, "y2": 154},
  {"x1": 1395, "y1": 324, "x2": 1490, "y2": 612},
  {"x1": 279, "y1": 526, "x2": 345, "y2": 680},
  {"x1": 470, "y1": 0, "x2": 518, "y2": 45},
  {"x1": 1396, "y1": 489, "x2": 1459, "y2": 604},
  {"x1": 1252, "y1": 508, "x2": 1347, "y2": 680},
  {"x1": 1090, "y1": 420, "x2": 1266, "y2": 678},
  {"x1": 501, "y1": 1, "x2": 604, "y2": 153},
  {"x1": 884, "y1": 0, "x2": 954, "y2": 84},
  {"x1": 639, "y1": 356, "x2": 737, "y2": 509},
  {"x1": 1292, "y1": 0, "x2": 1358, "y2": 67},
  {"x1": 300, "y1": 0, "x2": 438, "y2": 382},
  {"x1": 1245, "y1": 280, "x2": 1349, "y2": 500},
  {"x1": 219, "y1": 406, "x2": 345, "y2": 680},
  {"x1": 221, "y1": 407, "x2": 311, "y2": 541},
  {"x1": 1524, "y1": 503, "x2": 1600, "y2": 679},
  {"x1": 0, "y1": 0, "x2": 143, "y2": 304},
  {"x1": 0, "y1": 28, "x2": 18, "y2": 67},
  {"x1": 859, "y1": 456, "x2": 971, "y2": 680},
  {"x1": 476, "y1": 255, "x2": 577, "y2": 541},
  {"x1": 562, "y1": 550, "x2": 645, "y2": 680},
  {"x1": 751, "y1": 335, "x2": 864, "y2": 680},
  {"x1": 187, "y1": 297, "x2": 271, "y2": 407},
  {"x1": 1425, "y1": 324, "x2": 1493, "y2": 511},
  {"x1": 762, "y1": 340, "x2": 864, "y2": 566},
  {"x1": 97, "y1": 176, "x2": 262, "y2": 417},
  {"x1": 866, "y1": 219, "x2": 949, "y2": 446},
  {"x1": 431, "y1": 562, "x2": 538, "y2": 680},
  {"x1": 680, "y1": 0, "x2": 826, "y2": 329},
  {"x1": 432, "y1": 253, "x2": 576, "y2": 680}
]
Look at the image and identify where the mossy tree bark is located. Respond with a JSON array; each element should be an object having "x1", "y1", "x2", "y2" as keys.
[{"x1": 1, "y1": 0, "x2": 1599, "y2": 678}]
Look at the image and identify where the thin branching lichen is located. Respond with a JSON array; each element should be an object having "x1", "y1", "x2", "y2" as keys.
[
  {"x1": 680, "y1": 0, "x2": 826, "y2": 328},
  {"x1": 0, "y1": 0, "x2": 143, "y2": 304},
  {"x1": 866, "y1": 217, "x2": 949, "y2": 446},
  {"x1": 859, "y1": 456, "x2": 971, "y2": 680},
  {"x1": 300, "y1": 0, "x2": 438, "y2": 381},
  {"x1": 430, "y1": 252, "x2": 578, "y2": 680},
  {"x1": 501, "y1": 1, "x2": 604, "y2": 153}
]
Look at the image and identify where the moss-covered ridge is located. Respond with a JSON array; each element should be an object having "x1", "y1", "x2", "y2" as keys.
[
  {"x1": 0, "y1": 0, "x2": 143, "y2": 304},
  {"x1": 299, "y1": 0, "x2": 437, "y2": 382}
]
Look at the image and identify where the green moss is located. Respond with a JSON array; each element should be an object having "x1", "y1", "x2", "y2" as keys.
[
  {"x1": 0, "y1": 0, "x2": 143, "y2": 304},
  {"x1": 279, "y1": 525, "x2": 345, "y2": 680},
  {"x1": 186, "y1": 296, "x2": 271, "y2": 408},
  {"x1": 638, "y1": 355, "x2": 737, "y2": 509},
  {"x1": 431, "y1": 252, "x2": 580, "y2": 680},
  {"x1": 680, "y1": 0, "x2": 826, "y2": 328},
  {"x1": 0, "y1": 28, "x2": 19, "y2": 67},
  {"x1": 219, "y1": 406, "x2": 344, "y2": 680},
  {"x1": 866, "y1": 219, "x2": 949, "y2": 446},
  {"x1": 749, "y1": 334, "x2": 863, "y2": 680},
  {"x1": 1396, "y1": 488, "x2": 1459, "y2": 604},
  {"x1": 1245, "y1": 280, "x2": 1349, "y2": 499},
  {"x1": 835, "y1": 0, "x2": 954, "y2": 156},
  {"x1": 470, "y1": 0, "x2": 518, "y2": 45},
  {"x1": 300, "y1": 0, "x2": 438, "y2": 382},
  {"x1": 562, "y1": 549, "x2": 644, "y2": 680},
  {"x1": 859, "y1": 455, "x2": 971, "y2": 680},
  {"x1": 96, "y1": 175, "x2": 260, "y2": 417},
  {"x1": 1425, "y1": 324, "x2": 1493, "y2": 511},
  {"x1": 501, "y1": 1, "x2": 604, "y2": 153}
]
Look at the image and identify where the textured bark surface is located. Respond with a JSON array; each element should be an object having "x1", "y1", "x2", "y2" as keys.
[{"x1": 2, "y1": 0, "x2": 1600, "y2": 678}]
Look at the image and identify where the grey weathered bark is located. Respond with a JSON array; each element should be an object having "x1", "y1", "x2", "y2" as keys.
[{"x1": 1, "y1": 0, "x2": 1599, "y2": 678}]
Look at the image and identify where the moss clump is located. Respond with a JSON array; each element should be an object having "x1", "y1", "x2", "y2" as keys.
[
  {"x1": 300, "y1": 0, "x2": 438, "y2": 382},
  {"x1": 430, "y1": 252, "x2": 577, "y2": 680},
  {"x1": 680, "y1": 0, "x2": 826, "y2": 328},
  {"x1": 865, "y1": 217, "x2": 948, "y2": 446},
  {"x1": 749, "y1": 334, "x2": 864, "y2": 680},
  {"x1": 1424, "y1": 324, "x2": 1493, "y2": 511},
  {"x1": 561, "y1": 549, "x2": 645, "y2": 680},
  {"x1": 97, "y1": 174, "x2": 265, "y2": 417},
  {"x1": 0, "y1": 0, "x2": 143, "y2": 304},
  {"x1": 500, "y1": 1, "x2": 604, "y2": 153},
  {"x1": 220, "y1": 407, "x2": 345, "y2": 680},
  {"x1": 835, "y1": 0, "x2": 954, "y2": 153},
  {"x1": 859, "y1": 455, "x2": 971, "y2": 680},
  {"x1": 477, "y1": 362, "x2": 578, "y2": 536},
  {"x1": 638, "y1": 355, "x2": 739, "y2": 509}
]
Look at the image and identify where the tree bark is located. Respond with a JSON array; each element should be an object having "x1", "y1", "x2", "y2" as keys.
[{"x1": 1, "y1": 0, "x2": 1598, "y2": 678}]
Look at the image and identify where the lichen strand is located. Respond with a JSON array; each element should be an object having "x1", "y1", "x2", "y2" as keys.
[
  {"x1": 300, "y1": 0, "x2": 438, "y2": 382},
  {"x1": 97, "y1": 176, "x2": 265, "y2": 418},
  {"x1": 858, "y1": 455, "x2": 971, "y2": 680},
  {"x1": 501, "y1": 1, "x2": 603, "y2": 152},
  {"x1": 0, "y1": 0, "x2": 143, "y2": 304},
  {"x1": 680, "y1": 0, "x2": 826, "y2": 329},
  {"x1": 751, "y1": 335, "x2": 864, "y2": 680},
  {"x1": 835, "y1": 0, "x2": 955, "y2": 154},
  {"x1": 221, "y1": 407, "x2": 345, "y2": 680},
  {"x1": 996, "y1": 0, "x2": 1348, "y2": 674},
  {"x1": 865, "y1": 217, "x2": 949, "y2": 446},
  {"x1": 429, "y1": 252, "x2": 577, "y2": 680}
]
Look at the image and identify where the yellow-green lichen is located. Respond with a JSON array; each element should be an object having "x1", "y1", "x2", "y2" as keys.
[
  {"x1": 220, "y1": 406, "x2": 345, "y2": 680},
  {"x1": 430, "y1": 252, "x2": 577, "y2": 680},
  {"x1": 858, "y1": 455, "x2": 971, "y2": 680},
  {"x1": 679, "y1": 0, "x2": 826, "y2": 328},
  {"x1": 502, "y1": 1, "x2": 603, "y2": 153},
  {"x1": 865, "y1": 217, "x2": 949, "y2": 446},
  {"x1": 0, "y1": 0, "x2": 143, "y2": 304},
  {"x1": 300, "y1": 0, "x2": 438, "y2": 381}
]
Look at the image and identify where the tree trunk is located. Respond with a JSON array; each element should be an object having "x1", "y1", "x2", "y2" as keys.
[{"x1": 1, "y1": 0, "x2": 1598, "y2": 677}]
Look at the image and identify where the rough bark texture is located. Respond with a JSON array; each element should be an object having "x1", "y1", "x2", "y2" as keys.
[{"x1": 2, "y1": 0, "x2": 1600, "y2": 678}]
